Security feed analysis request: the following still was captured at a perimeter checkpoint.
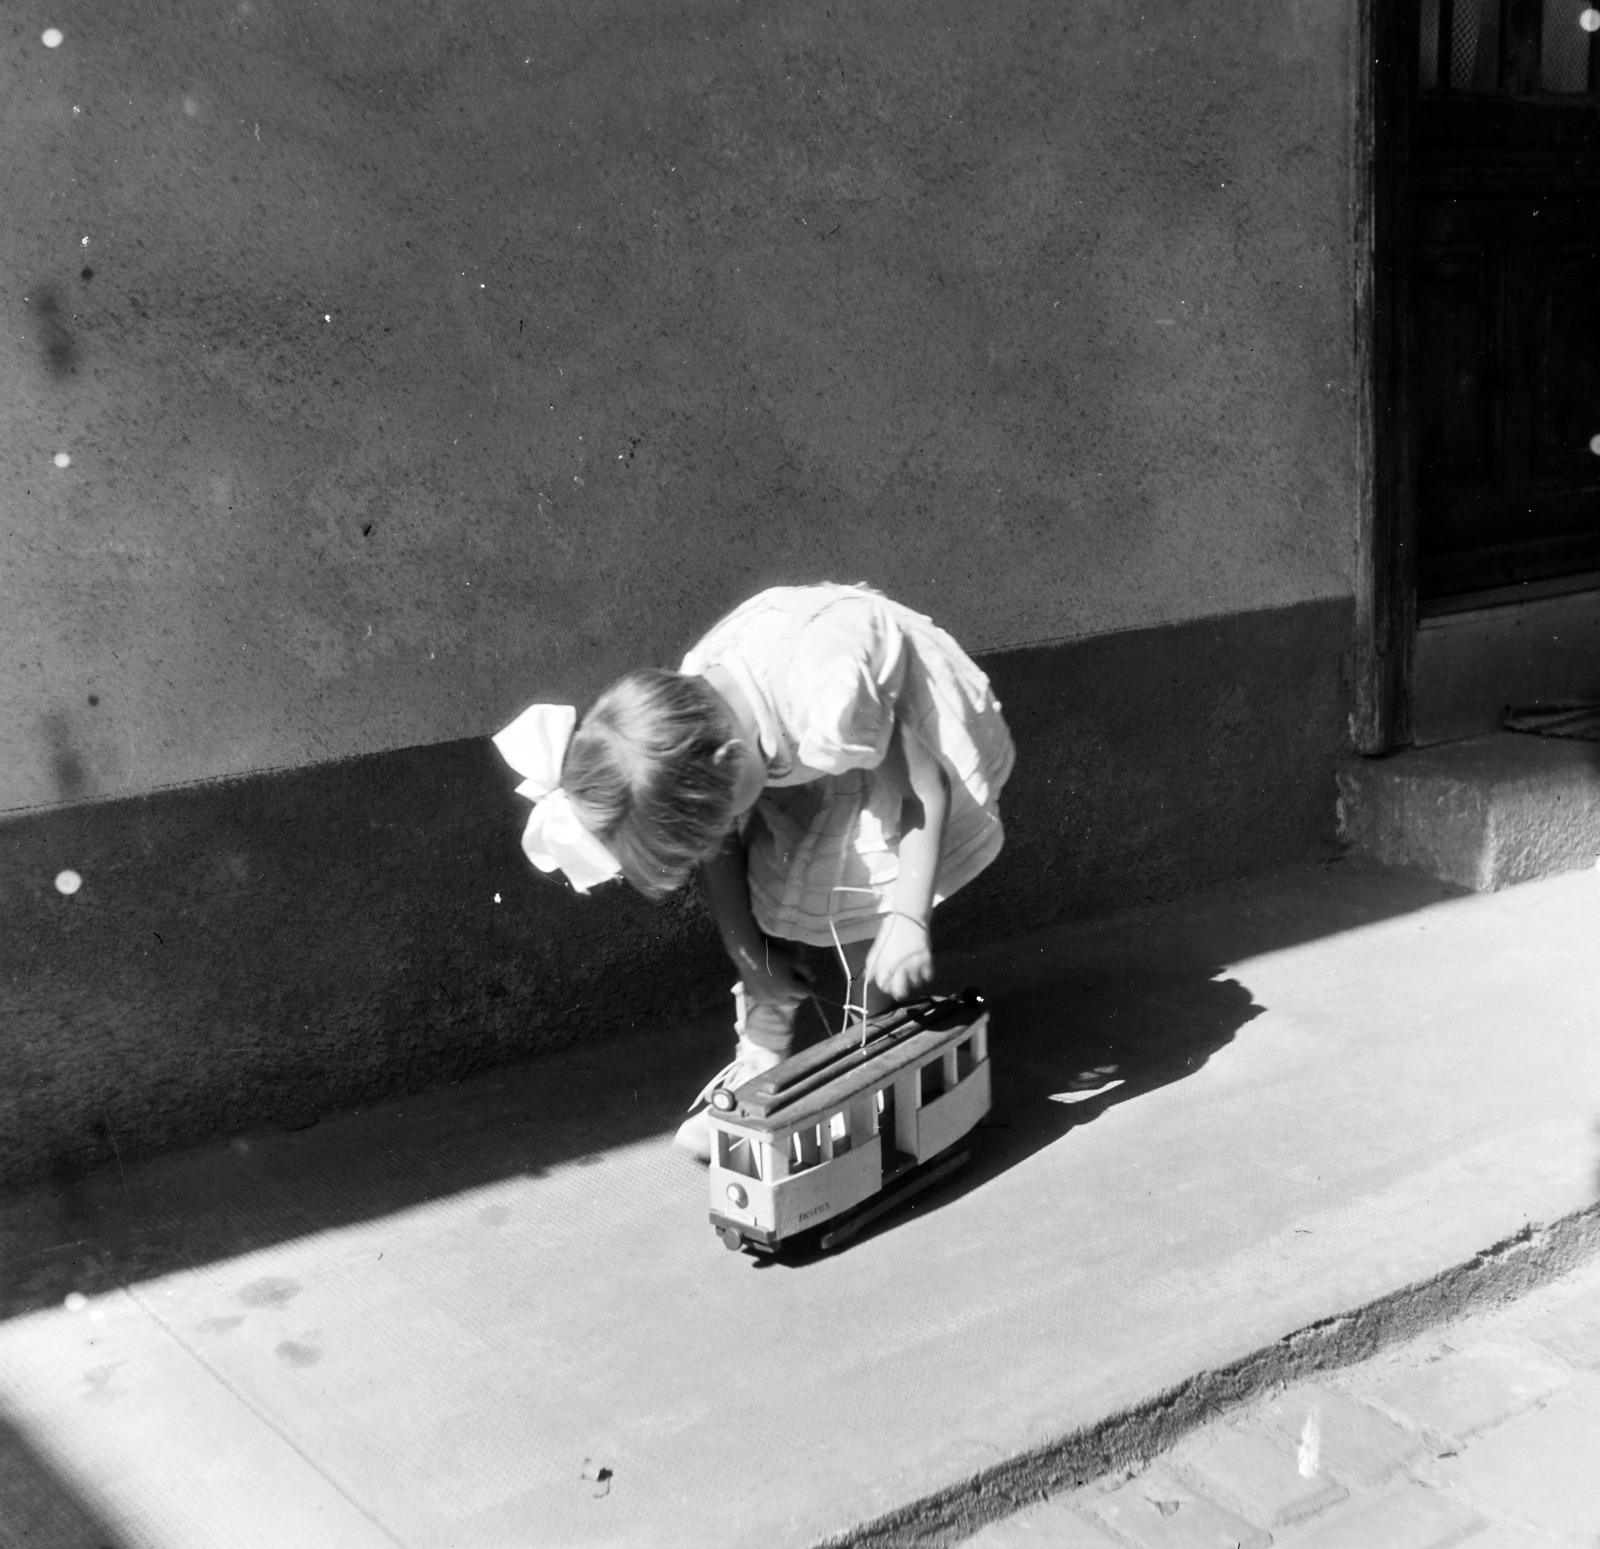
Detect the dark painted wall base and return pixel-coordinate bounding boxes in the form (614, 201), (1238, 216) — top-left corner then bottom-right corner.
(0, 598), (1351, 1188)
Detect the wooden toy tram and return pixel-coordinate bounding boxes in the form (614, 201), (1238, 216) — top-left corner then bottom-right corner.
(705, 989), (991, 1254)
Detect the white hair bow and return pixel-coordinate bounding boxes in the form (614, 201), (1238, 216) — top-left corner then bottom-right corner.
(492, 703), (622, 894)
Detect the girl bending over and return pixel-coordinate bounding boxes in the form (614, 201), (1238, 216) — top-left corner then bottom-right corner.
(494, 583), (1014, 1161)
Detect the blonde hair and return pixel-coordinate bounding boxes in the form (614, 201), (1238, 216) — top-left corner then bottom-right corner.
(562, 669), (740, 899)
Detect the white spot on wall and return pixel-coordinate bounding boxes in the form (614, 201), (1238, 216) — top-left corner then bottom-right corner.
(63, 1292), (87, 1312)
(42, 27), (64, 47)
(53, 452), (71, 468)
(55, 870), (83, 895)
(1583, 7), (1600, 32)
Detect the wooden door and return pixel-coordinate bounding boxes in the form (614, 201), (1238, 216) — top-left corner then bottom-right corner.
(1410, 0), (1600, 602)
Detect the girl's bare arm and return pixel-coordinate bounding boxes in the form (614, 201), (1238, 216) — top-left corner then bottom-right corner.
(866, 716), (949, 1000)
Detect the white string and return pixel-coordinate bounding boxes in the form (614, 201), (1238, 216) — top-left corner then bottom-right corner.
(827, 884), (883, 1048)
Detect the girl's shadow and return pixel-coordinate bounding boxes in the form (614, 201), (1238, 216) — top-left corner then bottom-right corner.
(976, 968), (1261, 1172)
(2, 950), (1263, 1298)
(766, 963), (1261, 1264)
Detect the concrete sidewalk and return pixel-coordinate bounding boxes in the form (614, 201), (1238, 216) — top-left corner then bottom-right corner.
(1, 858), (1597, 1547)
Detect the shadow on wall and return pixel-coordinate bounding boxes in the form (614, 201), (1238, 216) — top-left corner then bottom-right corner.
(0, 737), (731, 1195)
(0, 1416), (131, 1549)
(0, 862), (1461, 1320)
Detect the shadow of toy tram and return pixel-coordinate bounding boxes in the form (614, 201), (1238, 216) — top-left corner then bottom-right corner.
(705, 990), (991, 1255)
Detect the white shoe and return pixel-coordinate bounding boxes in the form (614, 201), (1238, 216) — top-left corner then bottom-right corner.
(673, 1035), (785, 1163)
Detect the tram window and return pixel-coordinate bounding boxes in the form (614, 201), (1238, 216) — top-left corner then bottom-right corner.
(829, 1111), (851, 1154)
(955, 1036), (976, 1081)
(791, 1123), (824, 1172)
(919, 1056), (948, 1105)
(717, 1131), (762, 1180)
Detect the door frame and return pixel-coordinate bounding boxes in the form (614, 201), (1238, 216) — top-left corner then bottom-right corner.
(1353, 0), (1416, 753)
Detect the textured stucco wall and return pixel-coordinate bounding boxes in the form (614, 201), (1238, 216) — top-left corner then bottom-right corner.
(2, 0), (1357, 812)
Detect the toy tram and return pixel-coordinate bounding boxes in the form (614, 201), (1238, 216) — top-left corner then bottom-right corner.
(705, 989), (991, 1254)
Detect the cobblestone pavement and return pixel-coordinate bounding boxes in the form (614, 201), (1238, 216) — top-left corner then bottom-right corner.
(961, 1252), (1600, 1548)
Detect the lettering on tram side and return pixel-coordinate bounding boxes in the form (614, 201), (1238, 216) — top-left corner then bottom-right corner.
(798, 1201), (834, 1223)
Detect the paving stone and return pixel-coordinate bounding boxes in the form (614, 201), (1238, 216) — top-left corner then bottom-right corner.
(1462, 1524), (1569, 1549)
(1257, 1384), (1424, 1490)
(1419, 1388), (1600, 1539)
(1523, 1285), (1600, 1371)
(1174, 1420), (1348, 1527)
(960, 1494), (1127, 1547)
(1277, 1482), (1485, 1548)
(1366, 1339), (1569, 1442)
(1080, 1467), (1272, 1549)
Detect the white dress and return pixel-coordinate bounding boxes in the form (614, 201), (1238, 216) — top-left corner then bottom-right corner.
(679, 584), (1015, 947)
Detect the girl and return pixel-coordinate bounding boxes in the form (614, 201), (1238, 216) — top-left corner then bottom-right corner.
(493, 583), (1014, 1160)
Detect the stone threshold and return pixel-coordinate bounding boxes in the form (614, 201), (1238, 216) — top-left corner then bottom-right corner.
(1338, 731), (1600, 892)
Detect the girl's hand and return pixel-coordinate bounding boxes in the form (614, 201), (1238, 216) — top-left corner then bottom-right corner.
(865, 914), (934, 1003)
(738, 940), (815, 1009)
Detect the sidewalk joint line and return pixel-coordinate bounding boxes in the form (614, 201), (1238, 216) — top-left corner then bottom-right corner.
(122, 1282), (411, 1547)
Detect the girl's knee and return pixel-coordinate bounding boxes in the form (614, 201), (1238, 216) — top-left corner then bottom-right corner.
(736, 992), (797, 1054)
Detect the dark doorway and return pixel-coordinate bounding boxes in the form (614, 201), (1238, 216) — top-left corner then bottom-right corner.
(1408, 0), (1600, 603)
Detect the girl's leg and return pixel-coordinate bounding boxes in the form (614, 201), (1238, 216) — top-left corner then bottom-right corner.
(673, 951), (806, 1161)
(736, 978), (802, 1055)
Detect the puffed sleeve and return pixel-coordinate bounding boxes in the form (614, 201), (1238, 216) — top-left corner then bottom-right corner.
(785, 593), (908, 773)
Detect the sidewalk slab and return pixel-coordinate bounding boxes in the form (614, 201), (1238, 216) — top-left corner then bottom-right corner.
(1080, 1466), (1271, 1548)
(1170, 1425), (1348, 1527)
(2, 859), (1598, 1547)
(1368, 1341), (1569, 1444)
(1279, 1483), (1485, 1549)
(1417, 1391), (1600, 1537)
(1255, 1386), (1424, 1490)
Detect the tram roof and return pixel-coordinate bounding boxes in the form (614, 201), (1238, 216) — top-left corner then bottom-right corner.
(715, 994), (987, 1134)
